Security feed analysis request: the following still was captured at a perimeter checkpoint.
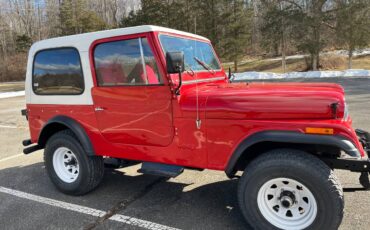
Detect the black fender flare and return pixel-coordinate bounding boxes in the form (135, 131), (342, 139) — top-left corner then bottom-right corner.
(38, 115), (95, 156)
(225, 131), (361, 177)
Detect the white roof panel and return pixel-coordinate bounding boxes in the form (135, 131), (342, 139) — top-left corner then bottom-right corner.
(29, 25), (209, 54)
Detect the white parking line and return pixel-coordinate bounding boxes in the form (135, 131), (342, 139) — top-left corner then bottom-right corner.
(0, 90), (25, 99)
(0, 186), (180, 230)
(0, 154), (24, 163)
(0, 124), (18, 129)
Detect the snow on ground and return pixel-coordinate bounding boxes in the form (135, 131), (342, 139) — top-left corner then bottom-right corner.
(268, 49), (370, 62)
(331, 48), (370, 57)
(0, 91), (25, 99)
(223, 48), (370, 65)
(268, 54), (306, 61)
(233, 69), (370, 81)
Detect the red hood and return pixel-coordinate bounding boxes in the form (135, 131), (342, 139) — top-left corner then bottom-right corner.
(179, 82), (346, 120)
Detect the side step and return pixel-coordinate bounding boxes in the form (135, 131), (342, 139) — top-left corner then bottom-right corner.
(138, 162), (184, 178)
(104, 158), (139, 169)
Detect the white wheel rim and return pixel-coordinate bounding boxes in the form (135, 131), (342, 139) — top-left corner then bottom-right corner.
(52, 147), (80, 183)
(257, 177), (317, 230)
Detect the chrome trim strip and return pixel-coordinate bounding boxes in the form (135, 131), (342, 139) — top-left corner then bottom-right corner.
(138, 38), (148, 84)
(182, 76), (225, 85)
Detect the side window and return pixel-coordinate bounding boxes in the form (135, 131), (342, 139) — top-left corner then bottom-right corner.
(33, 48), (84, 95)
(93, 37), (162, 86)
(141, 38), (161, 84)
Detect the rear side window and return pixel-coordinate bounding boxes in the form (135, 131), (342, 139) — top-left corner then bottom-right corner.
(93, 37), (162, 86)
(32, 48), (84, 95)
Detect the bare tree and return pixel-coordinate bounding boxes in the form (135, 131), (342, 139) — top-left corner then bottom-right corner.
(336, 0), (370, 68)
(9, 0), (36, 37)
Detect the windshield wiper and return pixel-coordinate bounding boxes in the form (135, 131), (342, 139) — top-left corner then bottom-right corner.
(185, 64), (195, 76)
(194, 57), (215, 75)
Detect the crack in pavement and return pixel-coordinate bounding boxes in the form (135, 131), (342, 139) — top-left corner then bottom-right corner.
(84, 177), (165, 230)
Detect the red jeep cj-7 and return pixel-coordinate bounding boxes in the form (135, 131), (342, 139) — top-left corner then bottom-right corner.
(22, 25), (370, 229)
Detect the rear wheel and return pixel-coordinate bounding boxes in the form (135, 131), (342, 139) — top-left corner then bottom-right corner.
(44, 130), (104, 195)
(52, 147), (80, 183)
(238, 149), (344, 230)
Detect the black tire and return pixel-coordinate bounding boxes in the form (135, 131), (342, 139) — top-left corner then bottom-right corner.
(238, 149), (344, 230)
(44, 130), (104, 195)
(359, 172), (370, 189)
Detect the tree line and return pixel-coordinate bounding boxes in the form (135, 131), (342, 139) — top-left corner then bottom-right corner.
(0, 0), (369, 82)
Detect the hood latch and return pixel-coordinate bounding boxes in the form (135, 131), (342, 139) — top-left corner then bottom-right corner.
(331, 102), (339, 119)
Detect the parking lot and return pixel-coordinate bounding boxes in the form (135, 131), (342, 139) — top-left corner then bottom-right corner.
(0, 77), (369, 230)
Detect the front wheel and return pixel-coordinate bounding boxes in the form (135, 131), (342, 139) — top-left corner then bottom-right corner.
(238, 149), (344, 230)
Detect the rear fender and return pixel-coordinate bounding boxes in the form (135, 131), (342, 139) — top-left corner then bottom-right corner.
(38, 115), (95, 156)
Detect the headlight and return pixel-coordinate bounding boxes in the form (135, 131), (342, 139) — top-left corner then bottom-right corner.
(343, 102), (349, 120)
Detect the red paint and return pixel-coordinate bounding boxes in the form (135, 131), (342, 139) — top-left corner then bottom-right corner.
(26, 30), (366, 173)
(91, 86), (174, 147)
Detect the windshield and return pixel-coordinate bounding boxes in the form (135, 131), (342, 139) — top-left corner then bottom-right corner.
(159, 34), (221, 72)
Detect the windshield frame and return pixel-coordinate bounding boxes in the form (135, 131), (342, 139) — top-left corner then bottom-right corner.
(158, 33), (223, 73)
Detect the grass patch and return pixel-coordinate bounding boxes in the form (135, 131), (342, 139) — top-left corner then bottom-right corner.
(353, 56), (370, 69)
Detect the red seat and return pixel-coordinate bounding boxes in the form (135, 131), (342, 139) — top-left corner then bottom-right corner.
(141, 65), (159, 84)
(98, 63), (126, 85)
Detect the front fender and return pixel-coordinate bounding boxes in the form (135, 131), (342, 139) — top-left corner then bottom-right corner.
(225, 131), (361, 177)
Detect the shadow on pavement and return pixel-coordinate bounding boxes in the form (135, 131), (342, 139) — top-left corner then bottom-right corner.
(0, 162), (251, 230)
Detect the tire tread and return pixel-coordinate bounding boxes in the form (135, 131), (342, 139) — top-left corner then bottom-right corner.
(44, 129), (104, 195)
(237, 149), (344, 230)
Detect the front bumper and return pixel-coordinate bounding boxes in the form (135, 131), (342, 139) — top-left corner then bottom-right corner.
(323, 129), (370, 172)
(356, 129), (370, 157)
(322, 158), (370, 172)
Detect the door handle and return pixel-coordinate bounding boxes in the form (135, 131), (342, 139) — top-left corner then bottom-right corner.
(95, 107), (105, 112)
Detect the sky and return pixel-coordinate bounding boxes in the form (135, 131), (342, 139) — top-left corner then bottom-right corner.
(34, 0), (45, 7)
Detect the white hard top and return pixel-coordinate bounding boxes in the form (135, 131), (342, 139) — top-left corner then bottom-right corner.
(29, 25), (209, 54)
(25, 25), (210, 105)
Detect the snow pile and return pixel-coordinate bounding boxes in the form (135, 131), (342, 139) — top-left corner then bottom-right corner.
(268, 54), (306, 61)
(262, 48), (370, 62)
(0, 90), (25, 99)
(233, 69), (370, 81)
(331, 48), (370, 57)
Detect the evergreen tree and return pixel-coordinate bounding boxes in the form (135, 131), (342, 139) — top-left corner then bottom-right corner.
(260, 1), (294, 72)
(290, 0), (335, 70)
(15, 34), (32, 52)
(119, 0), (252, 69)
(120, 0), (169, 27)
(223, 0), (252, 71)
(60, 0), (107, 35)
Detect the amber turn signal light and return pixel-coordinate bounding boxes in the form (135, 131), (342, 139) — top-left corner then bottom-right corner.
(305, 127), (334, 135)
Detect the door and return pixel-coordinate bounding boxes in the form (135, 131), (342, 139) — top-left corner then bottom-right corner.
(91, 36), (174, 147)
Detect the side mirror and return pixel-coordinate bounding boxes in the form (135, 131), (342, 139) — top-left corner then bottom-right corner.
(166, 51), (184, 95)
(166, 51), (184, 74)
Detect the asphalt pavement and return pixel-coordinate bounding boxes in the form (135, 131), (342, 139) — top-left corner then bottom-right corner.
(0, 77), (369, 230)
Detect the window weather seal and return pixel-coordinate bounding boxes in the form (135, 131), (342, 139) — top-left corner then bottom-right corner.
(139, 38), (148, 84)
